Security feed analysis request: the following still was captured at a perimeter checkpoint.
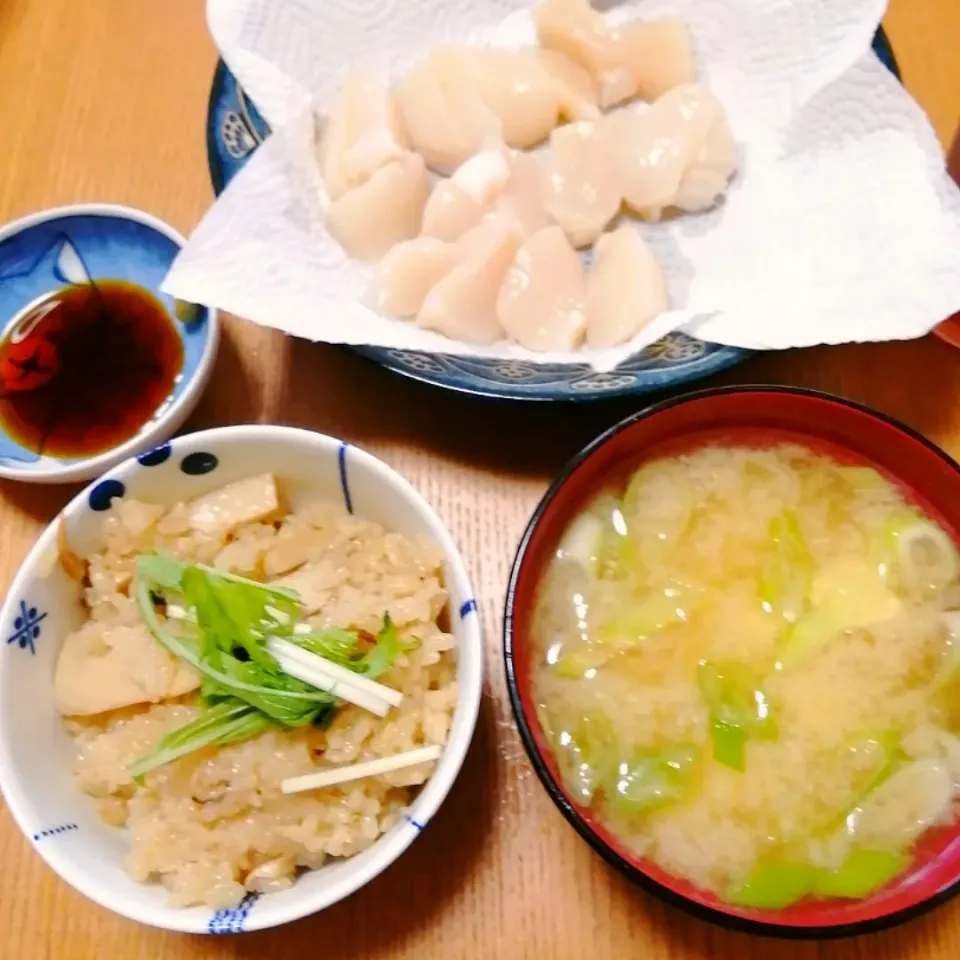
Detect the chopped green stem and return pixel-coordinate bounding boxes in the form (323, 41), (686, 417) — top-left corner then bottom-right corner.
(128, 701), (273, 780)
(134, 556), (405, 776)
(135, 578), (333, 705)
(194, 563), (299, 600)
(358, 614), (402, 678)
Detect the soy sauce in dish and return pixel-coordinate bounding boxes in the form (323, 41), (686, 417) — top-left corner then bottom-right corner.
(0, 280), (183, 458)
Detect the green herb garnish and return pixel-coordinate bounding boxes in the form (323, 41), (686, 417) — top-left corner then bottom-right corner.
(295, 627), (363, 666)
(358, 614), (403, 679)
(129, 553), (401, 778)
(129, 700), (274, 781)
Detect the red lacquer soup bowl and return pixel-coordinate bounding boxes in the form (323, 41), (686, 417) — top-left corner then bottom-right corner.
(935, 315), (960, 350)
(503, 385), (960, 939)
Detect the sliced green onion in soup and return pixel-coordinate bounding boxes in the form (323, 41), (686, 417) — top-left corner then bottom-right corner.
(813, 848), (908, 900)
(778, 559), (900, 664)
(554, 710), (619, 804)
(757, 511), (814, 623)
(871, 508), (922, 573)
(698, 661), (776, 772)
(932, 611), (960, 691)
(622, 459), (677, 516)
(817, 733), (901, 835)
(596, 500), (636, 581)
(843, 734), (900, 806)
(843, 758), (954, 849)
(621, 460), (695, 559)
(560, 496), (638, 583)
(728, 862), (819, 910)
(598, 591), (688, 646)
(557, 513), (604, 576)
(552, 647), (616, 679)
(711, 720), (746, 772)
(537, 557), (594, 664)
(606, 745), (701, 818)
(892, 520), (960, 592)
(729, 848), (908, 910)
(836, 465), (887, 490)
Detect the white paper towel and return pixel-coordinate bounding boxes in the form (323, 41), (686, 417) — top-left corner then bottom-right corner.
(164, 0), (960, 370)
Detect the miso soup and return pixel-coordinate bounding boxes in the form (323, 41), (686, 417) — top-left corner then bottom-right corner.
(532, 444), (960, 908)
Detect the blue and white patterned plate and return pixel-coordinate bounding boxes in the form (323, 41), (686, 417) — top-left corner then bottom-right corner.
(0, 204), (219, 482)
(206, 31), (900, 401)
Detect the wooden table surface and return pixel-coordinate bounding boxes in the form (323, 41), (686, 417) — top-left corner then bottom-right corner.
(1, 1), (959, 957)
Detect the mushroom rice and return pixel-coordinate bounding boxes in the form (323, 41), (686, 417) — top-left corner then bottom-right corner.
(56, 474), (457, 908)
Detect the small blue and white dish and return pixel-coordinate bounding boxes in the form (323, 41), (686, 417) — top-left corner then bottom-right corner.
(205, 31), (899, 401)
(0, 204), (219, 483)
(0, 425), (482, 932)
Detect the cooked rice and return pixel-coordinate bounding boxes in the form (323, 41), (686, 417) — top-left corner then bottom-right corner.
(62, 493), (457, 908)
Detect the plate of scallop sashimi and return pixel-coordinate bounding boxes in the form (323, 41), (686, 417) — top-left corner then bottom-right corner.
(323, 15), (730, 356)
(180, 0), (957, 399)
(207, 21), (899, 400)
(194, 0), (755, 392)
(200, 0), (742, 370)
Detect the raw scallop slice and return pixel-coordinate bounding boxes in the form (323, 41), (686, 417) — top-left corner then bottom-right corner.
(395, 47), (505, 173)
(417, 216), (524, 344)
(422, 182), (484, 244)
(327, 154), (431, 260)
(318, 73), (409, 201)
(586, 227), (668, 348)
(375, 237), (460, 317)
(453, 215), (521, 261)
(469, 48), (564, 148)
(603, 108), (677, 217)
(544, 121), (622, 248)
(495, 152), (553, 235)
(620, 19), (695, 101)
(422, 142), (512, 242)
(674, 106), (737, 213)
(534, 48), (600, 121)
(497, 225), (587, 351)
(611, 85), (732, 221)
(471, 49), (558, 146)
(395, 61), (481, 174)
(534, 0), (633, 109)
(430, 46), (504, 149)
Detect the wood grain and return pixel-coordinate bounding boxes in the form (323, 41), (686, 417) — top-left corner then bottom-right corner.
(0, 1), (958, 957)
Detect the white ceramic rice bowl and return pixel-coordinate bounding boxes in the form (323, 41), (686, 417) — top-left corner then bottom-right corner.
(0, 425), (483, 933)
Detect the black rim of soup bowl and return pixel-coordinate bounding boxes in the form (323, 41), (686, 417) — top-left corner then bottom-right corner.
(502, 384), (960, 940)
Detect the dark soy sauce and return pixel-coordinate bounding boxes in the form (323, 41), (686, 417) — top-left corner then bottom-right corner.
(0, 280), (184, 458)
